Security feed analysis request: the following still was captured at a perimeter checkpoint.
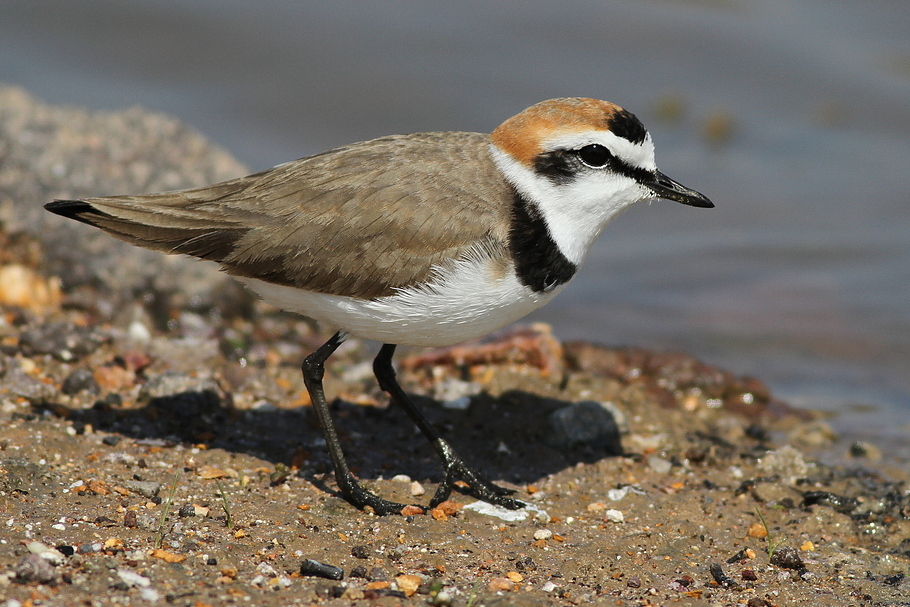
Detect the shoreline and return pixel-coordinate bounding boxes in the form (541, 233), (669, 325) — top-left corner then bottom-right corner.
(1, 85), (907, 605)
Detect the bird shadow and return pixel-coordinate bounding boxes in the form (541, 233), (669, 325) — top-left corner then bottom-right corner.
(45, 385), (624, 499)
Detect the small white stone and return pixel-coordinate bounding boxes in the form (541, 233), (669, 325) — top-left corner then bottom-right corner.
(441, 395), (472, 410)
(647, 456), (672, 474)
(391, 474), (411, 483)
(128, 320), (152, 342)
(117, 569), (151, 588)
(605, 509), (625, 523)
(533, 529), (552, 541)
(409, 481), (425, 496)
(463, 500), (544, 522)
(607, 487), (630, 501)
(139, 588), (161, 602)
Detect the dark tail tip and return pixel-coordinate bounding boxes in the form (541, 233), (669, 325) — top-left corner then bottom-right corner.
(45, 199), (91, 217)
(45, 199), (109, 226)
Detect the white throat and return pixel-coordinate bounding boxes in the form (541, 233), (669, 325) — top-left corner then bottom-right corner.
(490, 145), (647, 265)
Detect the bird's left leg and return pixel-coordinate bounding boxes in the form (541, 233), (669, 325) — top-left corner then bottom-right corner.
(373, 343), (523, 510)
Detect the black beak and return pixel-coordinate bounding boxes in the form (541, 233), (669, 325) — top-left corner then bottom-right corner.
(643, 171), (714, 208)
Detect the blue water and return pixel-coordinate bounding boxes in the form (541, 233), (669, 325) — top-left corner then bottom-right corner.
(2, 0), (909, 439)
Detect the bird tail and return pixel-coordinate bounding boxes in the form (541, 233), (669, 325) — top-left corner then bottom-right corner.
(45, 193), (246, 262)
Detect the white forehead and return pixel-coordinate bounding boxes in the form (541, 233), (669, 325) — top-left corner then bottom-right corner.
(542, 129), (656, 171)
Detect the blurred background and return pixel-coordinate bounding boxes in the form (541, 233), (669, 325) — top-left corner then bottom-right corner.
(2, 0), (908, 443)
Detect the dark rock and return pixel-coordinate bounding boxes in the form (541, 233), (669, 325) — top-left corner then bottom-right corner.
(770, 546), (806, 572)
(349, 565), (368, 579)
(18, 321), (106, 361)
(726, 548), (751, 563)
(545, 400), (622, 454)
(351, 544), (371, 559)
(102, 435), (121, 446)
(61, 368), (100, 396)
(848, 441), (882, 461)
(883, 572), (904, 587)
(708, 563), (740, 589)
(802, 490), (859, 514)
(299, 558), (343, 580)
(178, 504), (196, 517)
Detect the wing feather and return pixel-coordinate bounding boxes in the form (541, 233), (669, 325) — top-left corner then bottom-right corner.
(48, 132), (514, 299)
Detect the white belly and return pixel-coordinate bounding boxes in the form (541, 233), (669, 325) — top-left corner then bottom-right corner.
(239, 255), (566, 347)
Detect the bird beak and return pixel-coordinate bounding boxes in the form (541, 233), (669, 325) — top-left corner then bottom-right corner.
(644, 171), (714, 208)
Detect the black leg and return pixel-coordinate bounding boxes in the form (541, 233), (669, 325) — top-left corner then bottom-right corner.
(301, 331), (410, 515)
(373, 343), (524, 510)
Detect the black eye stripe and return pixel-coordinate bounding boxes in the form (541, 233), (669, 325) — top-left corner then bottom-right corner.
(532, 148), (653, 185)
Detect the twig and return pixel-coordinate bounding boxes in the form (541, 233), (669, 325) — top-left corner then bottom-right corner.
(154, 471), (180, 549)
(215, 478), (233, 530)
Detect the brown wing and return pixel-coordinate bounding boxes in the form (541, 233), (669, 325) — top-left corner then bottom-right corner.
(47, 132), (514, 299)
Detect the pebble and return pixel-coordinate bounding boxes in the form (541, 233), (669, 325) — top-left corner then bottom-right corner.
(533, 529), (553, 541)
(544, 400), (623, 453)
(462, 500), (547, 522)
(15, 553), (58, 584)
(409, 481), (425, 496)
(604, 509), (625, 523)
(848, 440), (882, 461)
(2, 359), (56, 404)
(299, 558), (344, 580)
(61, 368), (101, 396)
(26, 541), (66, 565)
(757, 446), (809, 484)
(607, 487), (630, 501)
(122, 479), (162, 499)
(433, 378), (482, 408)
(647, 455), (673, 475)
(787, 421), (837, 449)
(18, 321), (105, 361)
(116, 569), (151, 588)
(138, 370), (220, 400)
(770, 545), (806, 571)
(0, 265), (62, 313)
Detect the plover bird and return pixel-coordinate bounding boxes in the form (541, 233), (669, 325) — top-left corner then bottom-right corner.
(46, 97), (713, 515)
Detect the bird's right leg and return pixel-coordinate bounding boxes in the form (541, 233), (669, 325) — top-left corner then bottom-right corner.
(301, 331), (411, 515)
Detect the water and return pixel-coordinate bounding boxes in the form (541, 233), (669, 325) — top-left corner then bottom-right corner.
(2, 0), (908, 440)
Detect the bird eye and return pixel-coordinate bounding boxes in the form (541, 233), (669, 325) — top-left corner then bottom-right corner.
(577, 144), (611, 168)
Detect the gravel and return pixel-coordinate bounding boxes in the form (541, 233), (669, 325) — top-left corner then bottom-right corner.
(0, 85), (908, 607)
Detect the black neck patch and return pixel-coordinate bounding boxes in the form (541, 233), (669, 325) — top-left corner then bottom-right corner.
(508, 190), (577, 293)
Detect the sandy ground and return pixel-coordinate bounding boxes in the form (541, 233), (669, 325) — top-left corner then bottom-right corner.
(0, 85), (908, 606)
